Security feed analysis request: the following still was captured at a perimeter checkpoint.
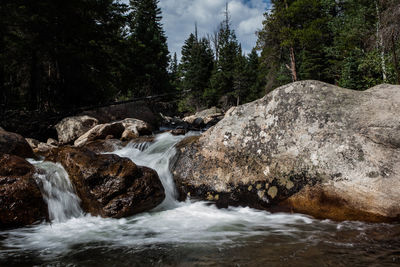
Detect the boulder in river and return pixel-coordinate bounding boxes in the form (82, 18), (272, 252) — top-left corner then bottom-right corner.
(171, 81), (400, 222)
(83, 139), (124, 153)
(26, 138), (57, 157)
(120, 118), (152, 141)
(74, 122), (125, 147)
(55, 115), (98, 144)
(0, 129), (34, 158)
(47, 147), (165, 218)
(0, 154), (48, 229)
(74, 118), (152, 147)
(183, 107), (224, 128)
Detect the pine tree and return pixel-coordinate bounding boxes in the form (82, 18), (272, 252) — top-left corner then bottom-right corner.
(205, 4), (240, 107)
(169, 52), (180, 90)
(245, 48), (264, 102)
(179, 31), (214, 112)
(128, 0), (170, 96)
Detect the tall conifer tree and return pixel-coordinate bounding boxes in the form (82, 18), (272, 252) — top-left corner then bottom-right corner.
(129, 0), (169, 96)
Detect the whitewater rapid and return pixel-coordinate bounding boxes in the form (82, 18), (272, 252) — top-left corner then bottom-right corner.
(0, 132), (383, 262)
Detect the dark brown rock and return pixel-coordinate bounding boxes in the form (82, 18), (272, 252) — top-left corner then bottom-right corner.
(83, 139), (124, 153)
(0, 154), (48, 229)
(46, 147), (165, 218)
(171, 129), (187, 136)
(0, 129), (34, 158)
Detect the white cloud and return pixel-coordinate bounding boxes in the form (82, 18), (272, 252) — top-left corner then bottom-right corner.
(123, 0), (270, 59)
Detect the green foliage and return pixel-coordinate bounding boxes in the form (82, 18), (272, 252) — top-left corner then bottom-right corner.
(257, 0), (400, 91)
(179, 32), (214, 112)
(0, 0), (171, 112)
(128, 0), (170, 96)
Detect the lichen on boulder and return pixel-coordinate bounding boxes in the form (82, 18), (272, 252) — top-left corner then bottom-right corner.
(171, 80), (400, 222)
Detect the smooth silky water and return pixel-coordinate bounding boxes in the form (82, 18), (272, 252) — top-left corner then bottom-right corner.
(1, 132), (399, 266)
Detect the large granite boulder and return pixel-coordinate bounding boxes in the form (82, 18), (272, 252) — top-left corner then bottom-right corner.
(47, 147), (165, 218)
(55, 115), (98, 144)
(171, 81), (400, 222)
(0, 129), (34, 158)
(0, 155), (48, 229)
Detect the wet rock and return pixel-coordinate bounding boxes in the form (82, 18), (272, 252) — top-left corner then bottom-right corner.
(171, 128), (187, 136)
(160, 114), (189, 130)
(121, 126), (140, 141)
(26, 138), (56, 157)
(74, 122), (125, 147)
(171, 81), (400, 222)
(55, 115), (98, 144)
(0, 129), (34, 158)
(119, 118), (152, 141)
(46, 138), (58, 146)
(0, 154), (48, 229)
(46, 147), (165, 218)
(83, 139), (124, 153)
(119, 118), (152, 135)
(35, 143), (56, 157)
(74, 118), (152, 146)
(26, 138), (40, 149)
(183, 107), (223, 129)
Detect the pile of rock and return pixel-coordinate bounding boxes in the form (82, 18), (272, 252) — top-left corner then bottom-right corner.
(159, 107), (225, 136)
(182, 106), (224, 129)
(0, 115), (163, 229)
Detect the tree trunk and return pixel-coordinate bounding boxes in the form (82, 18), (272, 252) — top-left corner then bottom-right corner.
(284, 0), (297, 82)
(289, 47), (297, 82)
(392, 31), (400, 84)
(376, 0), (387, 82)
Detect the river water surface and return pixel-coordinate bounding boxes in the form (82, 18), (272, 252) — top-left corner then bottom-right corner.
(0, 132), (399, 266)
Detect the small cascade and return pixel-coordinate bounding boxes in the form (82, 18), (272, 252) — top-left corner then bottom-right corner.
(111, 132), (198, 208)
(128, 141), (152, 152)
(30, 160), (83, 223)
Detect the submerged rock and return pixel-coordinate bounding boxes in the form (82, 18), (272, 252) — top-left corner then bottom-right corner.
(171, 81), (400, 222)
(47, 147), (165, 218)
(55, 115), (98, 144)
(0, 129), (34, 158)
(0, 154), (48, 228)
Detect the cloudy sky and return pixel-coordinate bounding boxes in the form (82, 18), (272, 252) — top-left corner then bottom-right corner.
(124, 0), (271, 59)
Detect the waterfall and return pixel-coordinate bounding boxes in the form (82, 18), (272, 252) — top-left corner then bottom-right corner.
(110, 132), (196, 208)
(30, 160), (83, 223)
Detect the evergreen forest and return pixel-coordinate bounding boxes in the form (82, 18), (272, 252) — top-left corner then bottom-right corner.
(1, 0), (399, 114)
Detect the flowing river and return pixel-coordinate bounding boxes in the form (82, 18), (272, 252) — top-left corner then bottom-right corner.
(0, 132), (399, 266)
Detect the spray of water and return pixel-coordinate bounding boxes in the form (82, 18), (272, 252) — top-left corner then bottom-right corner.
(29, 160), (83, 223)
